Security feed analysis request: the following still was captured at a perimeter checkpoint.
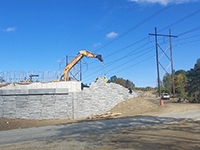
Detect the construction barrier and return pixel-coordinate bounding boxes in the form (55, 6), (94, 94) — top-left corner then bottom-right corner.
(160, 99), (164, 106)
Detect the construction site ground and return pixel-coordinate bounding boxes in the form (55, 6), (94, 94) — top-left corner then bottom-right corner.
(0, 91), (200, 150)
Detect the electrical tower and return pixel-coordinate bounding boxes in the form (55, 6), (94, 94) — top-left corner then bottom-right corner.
(149, 27), (178, 97)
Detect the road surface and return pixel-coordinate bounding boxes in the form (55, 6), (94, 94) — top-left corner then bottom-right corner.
(0, 110), (200, 146)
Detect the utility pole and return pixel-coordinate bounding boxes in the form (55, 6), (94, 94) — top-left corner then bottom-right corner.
(149, 27), (178, 97)
(155, 28), (161, 97)
(169, 29), (175, 97)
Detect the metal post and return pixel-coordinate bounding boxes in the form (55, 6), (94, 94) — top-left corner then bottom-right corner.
(66, 55), (68, 66)
(80, 59), (82, 81)
(169, 29), (175, 97)
(155, 27), (161, 97)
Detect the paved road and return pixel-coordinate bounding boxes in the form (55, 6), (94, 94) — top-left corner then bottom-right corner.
(0, 110), (200, 146)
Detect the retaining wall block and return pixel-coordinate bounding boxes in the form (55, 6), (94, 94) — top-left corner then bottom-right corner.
(28, 95), (42, 101)
(0, 96), (3, 105)
(29, 99), (42, 116)
(16, 108), (29, 119)
(3, 97), (16, 118)
(29, 113), (42, 120)
(2, 96), (16, 101)
(42, 95), (55, 107)
(0, 109), (2, 117)
(3, 100), (16, 118)
(42, 106), (55, 119)
(16, 96), (29, 108)
(29, 89), (56, 95)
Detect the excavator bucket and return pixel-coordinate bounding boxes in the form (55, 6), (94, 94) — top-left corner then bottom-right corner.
(96, 55), (103, 62)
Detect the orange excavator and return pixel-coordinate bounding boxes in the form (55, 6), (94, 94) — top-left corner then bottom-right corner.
(60, 50), (103, 81)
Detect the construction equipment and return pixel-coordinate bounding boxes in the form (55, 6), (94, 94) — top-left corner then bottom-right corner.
(61, 50), (103, 81)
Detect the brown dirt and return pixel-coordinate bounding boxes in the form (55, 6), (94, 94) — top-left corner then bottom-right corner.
(0, 118), (79, 131)
(0, 91), (200, 131)
(108, 97), (159, 117)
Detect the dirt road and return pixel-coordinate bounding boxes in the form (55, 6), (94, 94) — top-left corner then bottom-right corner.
(0, 120), (200, 150)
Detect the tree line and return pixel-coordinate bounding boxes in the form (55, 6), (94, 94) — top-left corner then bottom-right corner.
(161, 58), (200, 102)
(107, 75), (135, 90)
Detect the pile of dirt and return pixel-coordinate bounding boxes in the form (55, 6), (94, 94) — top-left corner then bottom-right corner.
(108, 97), (159, 117)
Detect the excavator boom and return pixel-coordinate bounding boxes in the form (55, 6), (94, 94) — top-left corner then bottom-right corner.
(62, 50), (103, 81)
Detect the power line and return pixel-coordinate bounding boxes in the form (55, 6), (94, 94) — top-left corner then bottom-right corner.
(82, 31), (197, 82)
(83, 46), (154, 80)
(90, 42), (150, 70)
(105, 37), (200, 78)
(178, 34), (200, 41)
(104, 37), (148, 59)
(106, 48), (154, 74)
(87, 35), (169, 72)
(177, 38), (200, 45)
(89, 5), (200, 67)
(107, 37), (200, 77)
(108, 54), (156, 76)
(178, 25), (200, 36)
(159, 8), (200, 32)
(83, 32), (200, 83)
(81, 7), (200, 82)
(94, 0), (179, 52)
(105, 44), (152, 68)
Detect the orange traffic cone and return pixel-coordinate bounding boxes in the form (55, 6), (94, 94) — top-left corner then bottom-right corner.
(160, 99), (164, 106)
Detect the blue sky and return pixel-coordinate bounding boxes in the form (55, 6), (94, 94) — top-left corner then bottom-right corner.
(0, 0), (200, 87)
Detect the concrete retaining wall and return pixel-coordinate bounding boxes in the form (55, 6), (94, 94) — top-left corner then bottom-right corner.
(0, 89), (73, 119)
(0, 81), (81, 92)
(0, 77), (138, 119)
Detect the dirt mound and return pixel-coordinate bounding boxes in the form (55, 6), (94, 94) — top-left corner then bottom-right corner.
(108, 97), (158, 117)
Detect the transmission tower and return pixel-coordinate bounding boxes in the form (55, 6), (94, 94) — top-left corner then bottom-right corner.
(149, 27), (178, 97)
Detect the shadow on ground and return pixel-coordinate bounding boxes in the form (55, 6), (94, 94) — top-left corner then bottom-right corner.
(44, 115), (200, 150)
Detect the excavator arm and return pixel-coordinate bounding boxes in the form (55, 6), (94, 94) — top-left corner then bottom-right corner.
(62, 50), (103, 81)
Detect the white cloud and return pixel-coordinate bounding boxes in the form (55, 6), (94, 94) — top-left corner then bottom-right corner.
(128, 0), (198, 5)
(4, 27), (16, 32)
(106, 31), (118, 39)
(93, 42), (102, 47)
